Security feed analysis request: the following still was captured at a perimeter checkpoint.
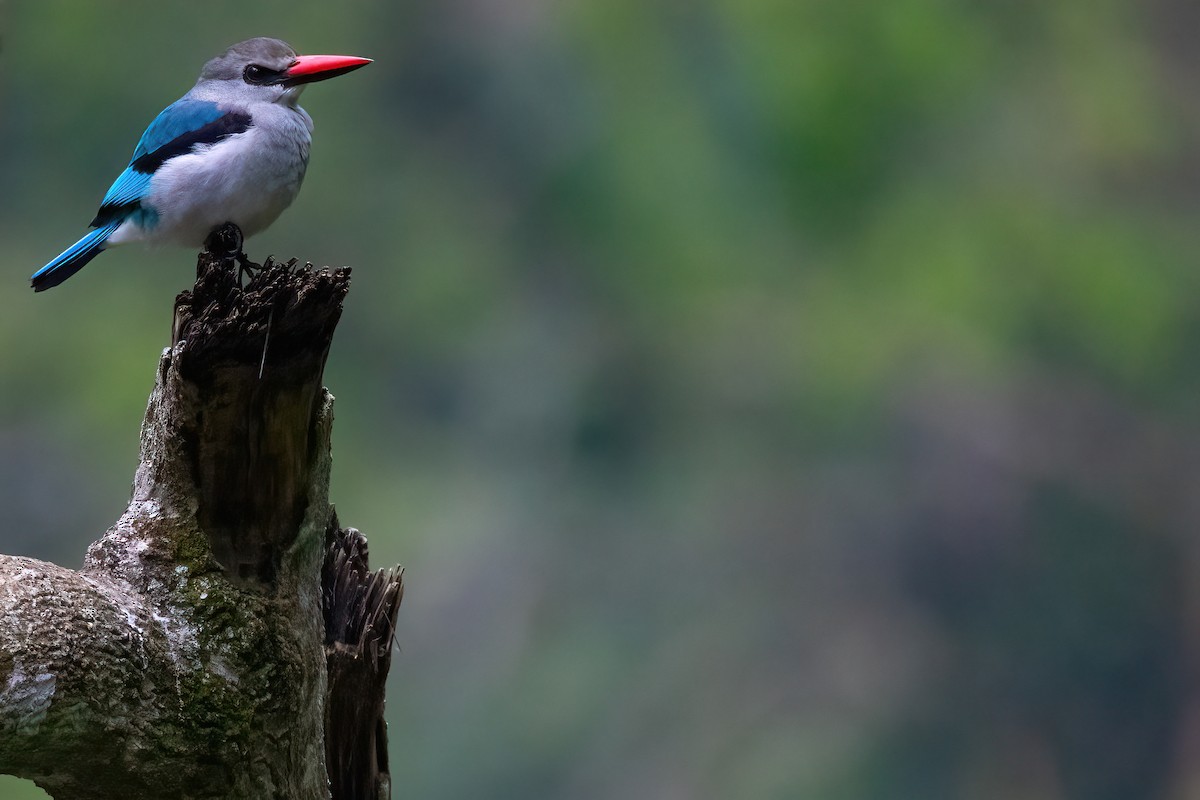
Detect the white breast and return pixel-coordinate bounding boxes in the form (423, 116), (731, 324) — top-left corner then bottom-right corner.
(109, 104), (314, 248)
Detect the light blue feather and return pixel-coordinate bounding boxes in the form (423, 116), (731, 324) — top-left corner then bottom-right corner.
(98, 168), (153, 212)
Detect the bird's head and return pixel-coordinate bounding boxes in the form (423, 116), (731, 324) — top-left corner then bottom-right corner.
(197, 37), (371, 106)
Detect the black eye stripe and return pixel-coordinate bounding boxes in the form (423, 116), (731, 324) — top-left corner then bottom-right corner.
(242, 64), (280, 85)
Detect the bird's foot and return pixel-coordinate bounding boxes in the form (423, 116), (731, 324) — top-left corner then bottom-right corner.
(204, 222), (263, 287)
(236, 252), (263, 286)
(204, 222), (244, 260)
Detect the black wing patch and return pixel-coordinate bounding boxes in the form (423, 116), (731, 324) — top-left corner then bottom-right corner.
(130, 111), (253, 174)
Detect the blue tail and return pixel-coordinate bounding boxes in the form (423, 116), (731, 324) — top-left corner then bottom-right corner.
(31, 221), (121, 292)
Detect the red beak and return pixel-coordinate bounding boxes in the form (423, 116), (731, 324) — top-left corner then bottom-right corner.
(283, 54), (373, 86)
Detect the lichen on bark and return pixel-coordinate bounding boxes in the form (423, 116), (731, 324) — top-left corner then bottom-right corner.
(0, 251), (403, 800)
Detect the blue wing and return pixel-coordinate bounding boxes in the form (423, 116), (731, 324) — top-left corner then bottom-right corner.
(130, 99), (228, 162)
(92, 99), (252, 227)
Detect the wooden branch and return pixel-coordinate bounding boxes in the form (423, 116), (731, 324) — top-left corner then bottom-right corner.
(0, 250), (403, 799)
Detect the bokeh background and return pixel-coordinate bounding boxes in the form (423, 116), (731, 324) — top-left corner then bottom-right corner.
(2, 1), (1200, 798)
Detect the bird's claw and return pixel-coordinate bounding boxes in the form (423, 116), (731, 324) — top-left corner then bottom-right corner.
(204, 222), (262, 287)
(236, 252), (262, 286)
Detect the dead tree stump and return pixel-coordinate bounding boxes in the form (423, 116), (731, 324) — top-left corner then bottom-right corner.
(0, 250), (403, 799)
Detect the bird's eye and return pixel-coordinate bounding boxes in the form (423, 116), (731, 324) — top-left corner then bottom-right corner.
(243, 64), (274, 85)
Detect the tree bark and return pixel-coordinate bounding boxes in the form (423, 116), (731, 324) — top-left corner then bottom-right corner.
(0, 252), (403, 799)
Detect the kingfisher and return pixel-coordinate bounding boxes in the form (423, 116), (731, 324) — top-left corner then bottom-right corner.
(31, 37), (371, 292)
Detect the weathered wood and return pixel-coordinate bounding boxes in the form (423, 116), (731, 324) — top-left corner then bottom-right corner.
(0, 247), (403, 799)
(323, 517), (404, 800)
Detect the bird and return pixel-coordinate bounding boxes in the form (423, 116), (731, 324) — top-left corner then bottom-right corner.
(30, 37), (371, 292)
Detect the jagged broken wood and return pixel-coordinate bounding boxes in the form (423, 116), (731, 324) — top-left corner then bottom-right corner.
(323, 517), (403, 800)
(0, 245), (403, 799)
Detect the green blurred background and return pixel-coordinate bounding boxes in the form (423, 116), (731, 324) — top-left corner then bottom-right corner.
(2, 1), (1199, 798)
